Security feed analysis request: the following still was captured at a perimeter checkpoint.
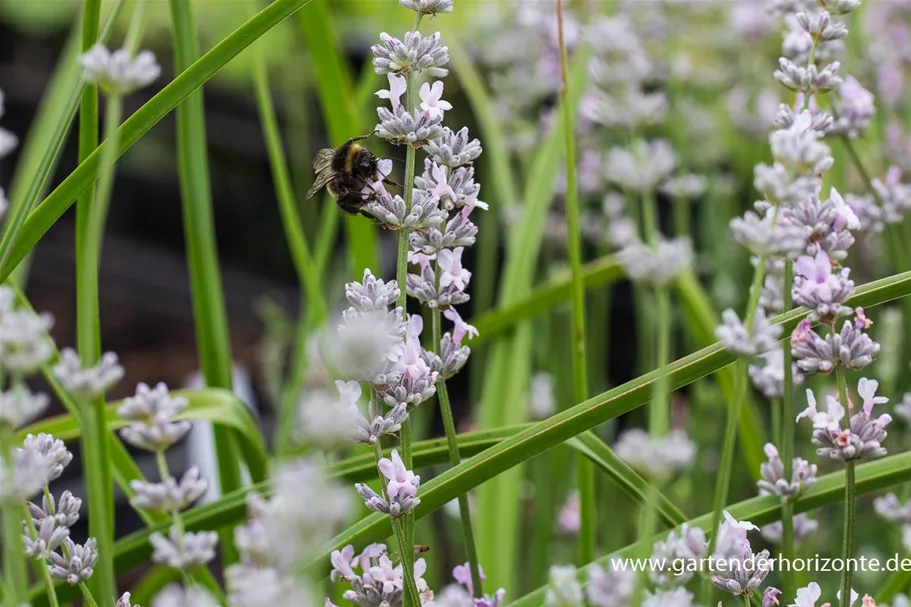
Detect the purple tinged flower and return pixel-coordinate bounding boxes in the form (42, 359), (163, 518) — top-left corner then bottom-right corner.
(376, 73), (407, 110)
(400, 315), (431, 380)
(761, 513), (819, 544)
(378, 449), (420, 500)
(438, 247), (472, 291)
(833, 76), (876, 137)
(792, 249), (854, 321)
(330, 545), (357, 582)
(715, 308), (783, 357)
(419, 81), (452, 120)
(556, 491), (580, 535)
(443, 307), (478, 344)
(858, 377), (888, 416)
(763, 587), (782, 607)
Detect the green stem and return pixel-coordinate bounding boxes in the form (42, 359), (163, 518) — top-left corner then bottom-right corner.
(781, 259), (796, 599)
(392, 13), (423, 607)
(431, 311), (483, 596)
(835, 359), (855, 606)
(78, 583), (100, 607)
(0, 427), (28, 607)
(649, 288), (672, 437)
(23, 507), (61, 607)
(556, 0), (594, 565)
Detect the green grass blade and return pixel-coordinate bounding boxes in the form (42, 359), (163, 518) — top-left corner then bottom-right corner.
(0, 0), (317, 282)
(167, 0), (246, 564)
(506, 448), (911, 606)
(675, 271), (765, 479)
(297, 0), (378, 276)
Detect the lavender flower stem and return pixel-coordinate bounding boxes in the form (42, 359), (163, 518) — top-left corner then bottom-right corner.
(835, 358), (855, 606)
(23, 506), (61, 607)
(556, 0), (595, 565)
(0, 428), (28, 604)
(79, 583), (101, 607)
(781, 259), (796, 598)
(431, 309), (483, 597)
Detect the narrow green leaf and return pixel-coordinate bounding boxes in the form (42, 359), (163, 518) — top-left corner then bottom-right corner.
(0, 0), (317, 282)
(506, 449), (911, 606)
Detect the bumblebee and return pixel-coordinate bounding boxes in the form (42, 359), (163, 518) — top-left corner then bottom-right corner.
(306, 134), (395, 215)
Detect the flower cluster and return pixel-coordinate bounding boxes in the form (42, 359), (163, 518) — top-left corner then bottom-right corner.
(798, 378), (892, 461)
(710, 512), (772, 598)
(80, 44), (161, 96)
(613, 429), (696, 483)
(757, 443), (818, 498)
(327, 543), (434, 606)
(355, 449), (421, 517)
(433, 563), (506, 607)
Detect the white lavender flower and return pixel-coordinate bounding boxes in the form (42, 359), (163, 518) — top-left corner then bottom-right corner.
(0, 309), (55, 375)
(791, 313), (880, 373)
(770, 110), (835, 173)
(345, 269), (400, 312)
(0, 89), (18, 159)
(715, 308), (783, 357)
(872, 167), (911, 224)
(80, 44), (161, 95)
(799, 379), (892, 461)
(22, 433), (73, 482)
(586, 563), (635, 607)
(749, 349), (805, 398)
(754, 162), (821, 207)
(0, 440), (53, 503)
(584, 88), (668, 131)
(151, 584), (220, 607)
(796, 10), (848, 42)
(48, 537), (98, 585)
(426, 126), (482, 168)
(760, 513), (819, 544)
(711, 512), (771, 597)
(614, 428), (696, 482)
(757, 443), (817, 498)
(400, 0), (452, 15)
(0, 384), (49, 430)
(875, 493), (911, 525)
(831, 77), (875, 138)
(355, 449), (421, 517)
(329, 543), (433, 607)
(364, 186), (446, 228)
(118, 382), (192, 452)
(818, 0), (862, 14)
(409, 213), (478, 255)
(643, 588), (698, 607)
(372, 31), (449, 78)
(617, 237), (693, 288)
(150, 526), (218, 569)
(780, 189), (858, 260)
(649, 524), (707, 588)
(545, 565), (584, 607)
(660, 174), (707, 200)
(53, 349), (124, 398)
(226, 562), (311, 607)
(604, 139), (676, 192)
(376, 316), (439, 408)
(789, 583), (859, 607)
(774, 57), (842, 92)
(130, 466), (208, 513)
(729, 207), (811, 258)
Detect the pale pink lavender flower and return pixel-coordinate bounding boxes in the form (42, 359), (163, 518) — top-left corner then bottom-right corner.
(832, 76), (875, 137)
(872, 166), (911, 224)
(130, 466), (208, 513)
(791, 313), (880, 374)
(711, 512), (771, 597)
(800, 379), (892, 461)
(376, 74), (407, 110)
(438, 247), (472, 291)
(151, 584), (220, 607)
(614, 428), (696, 482)
(443, 307), (477, 344)
(556, 491), (580, 535)
(649, 524), (707, 588)
(761, 513), (819, 544)
(419, 81), (452, 120)
(715, 308), (783, 357)
(328, 543), (433, 607)
(118, 382), (192, 452)
(792, 249), (855, 321)
(790, 583), (860, 607)
(586, 563), (635, 607)
(21, 433), (72, 482)
(150, 526), (218, 569)
(356, 449), (421, 517)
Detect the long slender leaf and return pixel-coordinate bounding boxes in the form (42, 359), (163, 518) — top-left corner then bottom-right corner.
(506, 449), (911, 606)
(0, 0), (317, 282)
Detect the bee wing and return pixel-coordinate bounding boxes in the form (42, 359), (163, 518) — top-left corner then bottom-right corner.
(306, 167), (336, 200)
(312, 148), (335, 172)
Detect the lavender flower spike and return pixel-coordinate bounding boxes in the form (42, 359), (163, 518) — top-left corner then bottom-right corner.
(356, 449), (421, 517)
(715, 308), (783, 357)
(399, 0), (453, 16)
(792, 249), (854, 322)
(372, 31), (450, 78)
(53, 348), (124, 398)
(48, 538), (99, 585)
(757, 443), (817, 498)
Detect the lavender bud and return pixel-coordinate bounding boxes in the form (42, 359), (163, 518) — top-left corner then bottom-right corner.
(22, 513), (71, 559)
(48, 537), (98, 585)
(22, 433), (73, 481)
(425, 126), (482, 167)
(757, 443), (817, 498)
(150, 526), (218, 569)
(796, 10), (848, 42)
(345, 269), (400, 312)
(130, 466), (208, 512)
(53, 349), (124, 398)
(372, 31), (449, 78)
(774, 57), (843, 92)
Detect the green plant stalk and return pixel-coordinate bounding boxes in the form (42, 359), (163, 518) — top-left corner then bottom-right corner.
(249, 21), (328, 454)
(432, 310), (483, 596)
(1, 425), (28, 607)
(23, 508), (61, 607)
(835, 361), (855, 607)
(167, 0), (244, 564)
(556, 0), (594, 565)
(702, 254), (769, 601)
(781, 260), (796, 599)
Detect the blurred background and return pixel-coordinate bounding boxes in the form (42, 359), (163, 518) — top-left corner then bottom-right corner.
(3, 0), (911, 598)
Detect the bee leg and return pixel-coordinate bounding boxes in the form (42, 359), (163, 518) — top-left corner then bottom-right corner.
(346, 131), (377, 145)
(383, 176), (402, 190)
